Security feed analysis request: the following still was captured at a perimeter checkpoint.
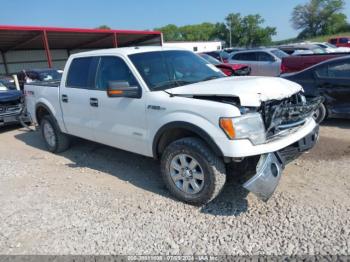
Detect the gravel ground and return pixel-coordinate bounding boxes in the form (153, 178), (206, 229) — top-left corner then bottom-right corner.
(0, 120), (349, 255)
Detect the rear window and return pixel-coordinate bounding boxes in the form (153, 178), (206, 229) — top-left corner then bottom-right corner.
(271, 49), (289, 59)
(66, 57), (94, 88)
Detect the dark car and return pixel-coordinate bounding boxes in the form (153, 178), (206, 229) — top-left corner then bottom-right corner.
(282, 56), (350, 123)
(203, 51), (230, 63)
(199, 53), (251, 76)
(17, 69), (62, 90)
(0, 76), (16, 89)
(0, 82), (24, 126)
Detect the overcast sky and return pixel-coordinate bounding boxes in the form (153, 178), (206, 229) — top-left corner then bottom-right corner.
(1, 0), (349, 40)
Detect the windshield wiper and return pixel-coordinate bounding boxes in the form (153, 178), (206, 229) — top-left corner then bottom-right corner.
(200, 75), (222, 82)
(152, 80), (193, 90)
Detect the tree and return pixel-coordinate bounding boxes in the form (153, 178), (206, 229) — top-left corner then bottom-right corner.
(225, 13), (276, 47)
(154, 24), (182, 41)
(96, 25), (111, 30)
(291, 0), (347, 38)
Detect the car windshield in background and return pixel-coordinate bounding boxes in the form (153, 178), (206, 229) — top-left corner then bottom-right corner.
(200, 54), (221, 65)
(38, 70), (62, 81)
(129, 50), (224, 91)
(0, 82), (8, 91)
(271, 49), (289, 59)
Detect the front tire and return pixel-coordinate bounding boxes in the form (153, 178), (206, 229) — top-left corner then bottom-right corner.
(40, 115), (70, 153)
(160, 137), (226, 206)
(313, 103), (327, 124)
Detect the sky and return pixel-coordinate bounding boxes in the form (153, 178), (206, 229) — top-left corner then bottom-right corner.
(0, 0), (349, 40)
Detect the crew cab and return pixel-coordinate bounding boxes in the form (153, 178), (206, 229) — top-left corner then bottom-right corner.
(25, 47), (320, 205)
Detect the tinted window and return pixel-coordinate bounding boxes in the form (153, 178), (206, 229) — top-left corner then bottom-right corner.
(257, 52), (274, 62)
(129, 50), (224, 91)
(316, 61), (350, 79)
(95, 56), (139, 90)
(66, 57), (94, 88)
(339, 38), (349, 44)
(330, 39), (337, 45)
(233, 52), (257, 61)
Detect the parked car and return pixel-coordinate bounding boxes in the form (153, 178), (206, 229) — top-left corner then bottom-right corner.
(0, 81), (24, 126)
(282, 56), (350, 123)
(25, 47), (319, 205)
(280, 53), (347, 74)
(329, 37), (350, 48)
(17, 69), (63, 90)
(203, 51), (230, 63)
(0, 76), (16, 90)
(199, 53), (251, 76)
(314, 42), (350, 53)
(278, 44), (326, 55)
(228, 48), (289, 76)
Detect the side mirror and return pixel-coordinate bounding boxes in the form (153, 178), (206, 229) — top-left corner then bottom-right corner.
(107, 81), (141, 98)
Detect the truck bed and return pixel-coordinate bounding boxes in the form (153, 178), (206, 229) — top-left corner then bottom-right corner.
(281, 53), (349, 74)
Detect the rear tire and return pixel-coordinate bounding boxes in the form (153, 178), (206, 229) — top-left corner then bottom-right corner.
(40, 115), (70, 153)
(313, 103), (327, 124)
(160, 137), (226, 206)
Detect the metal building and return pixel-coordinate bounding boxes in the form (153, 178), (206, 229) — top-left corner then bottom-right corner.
(0, 25), (162, 75)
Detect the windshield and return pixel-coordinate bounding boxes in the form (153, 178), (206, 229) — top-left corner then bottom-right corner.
(271, 49), (289, 59)
(324, 43), (337, 48)
(0, 82), (8, 91)
(199, 54), (221, 65)
(38, 70), (62, 81)
(129, 50), (224, 91)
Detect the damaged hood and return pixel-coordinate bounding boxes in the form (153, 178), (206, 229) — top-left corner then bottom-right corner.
(167, 76), (303, 107)
(0, 90), (22, 103)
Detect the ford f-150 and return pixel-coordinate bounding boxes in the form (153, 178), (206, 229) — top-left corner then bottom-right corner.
(25, 47), (320, 205)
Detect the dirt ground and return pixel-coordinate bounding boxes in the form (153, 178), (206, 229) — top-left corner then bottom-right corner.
(0, 119), (349, 255)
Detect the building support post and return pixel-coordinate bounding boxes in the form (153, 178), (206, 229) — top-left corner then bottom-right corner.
(113, 33), (118, 48)
(42, 30), (53, 68)
(0, 50), (9, 75)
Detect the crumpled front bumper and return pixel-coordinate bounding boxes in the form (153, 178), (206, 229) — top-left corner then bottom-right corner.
(243, 125), (319, 201)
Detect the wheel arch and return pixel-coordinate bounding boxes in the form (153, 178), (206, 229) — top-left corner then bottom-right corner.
(152, 121), (224, 159)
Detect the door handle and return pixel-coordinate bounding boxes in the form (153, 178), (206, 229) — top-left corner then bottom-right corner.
(62, 94), (68, 103)
(90, 98), (98, 107)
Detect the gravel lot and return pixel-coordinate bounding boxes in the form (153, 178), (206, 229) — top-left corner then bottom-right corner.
(0, 120), (349, 256)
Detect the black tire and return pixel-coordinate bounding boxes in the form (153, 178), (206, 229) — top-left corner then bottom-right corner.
(40, 115), (70, 153)
(314, 103), (327, 124)
(160, 137), (226, 206)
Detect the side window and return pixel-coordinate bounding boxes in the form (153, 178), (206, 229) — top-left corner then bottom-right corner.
(328, 62), (350, 78)
(315, 65), (328, 78)
(193, 47), (198, 52)
(95, 56), (139, 90)
(257, 52), (274, 62)
(233, 52), (257, 61)
(66, 57), (94, 88)
(339, 38), (349, 44)
(330, 39), (337, 45)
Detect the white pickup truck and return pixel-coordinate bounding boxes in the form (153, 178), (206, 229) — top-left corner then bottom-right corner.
(25, 47), (320, 205)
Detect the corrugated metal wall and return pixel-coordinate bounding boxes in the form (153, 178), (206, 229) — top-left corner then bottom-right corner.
(0, 50), (69, 74)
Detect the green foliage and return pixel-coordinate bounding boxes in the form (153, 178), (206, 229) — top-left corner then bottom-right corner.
(96, 25), (111, 30)
(155, 13), (277, 47)
(291, 0), (348, 38)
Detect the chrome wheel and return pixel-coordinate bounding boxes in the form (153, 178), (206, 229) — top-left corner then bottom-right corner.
(169, 153), (204, 194)
(43, 121), (56, 148)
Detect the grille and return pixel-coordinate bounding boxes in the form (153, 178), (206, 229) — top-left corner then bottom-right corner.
(260, 93), (322, 139)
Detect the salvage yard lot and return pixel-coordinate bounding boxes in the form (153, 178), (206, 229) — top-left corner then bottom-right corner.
(0, 120), (349, 255)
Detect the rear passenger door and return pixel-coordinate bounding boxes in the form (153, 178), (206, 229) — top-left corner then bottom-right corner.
(60, 57), (98, 140)
(256, 52), (279, 76)
(315, 60), (350, 117)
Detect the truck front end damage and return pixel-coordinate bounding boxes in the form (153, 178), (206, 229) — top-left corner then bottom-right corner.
(0, 90), (26, 126)
(239, 93), (322, 201)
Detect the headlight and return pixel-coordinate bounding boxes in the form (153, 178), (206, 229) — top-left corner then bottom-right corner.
(219, 113), (266, 145)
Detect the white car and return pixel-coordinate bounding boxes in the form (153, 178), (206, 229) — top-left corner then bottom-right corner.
(314, 42), (350, 53)
(25, 47), (320, 205)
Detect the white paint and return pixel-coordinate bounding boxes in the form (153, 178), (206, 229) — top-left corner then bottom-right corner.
(163, 41), (222, 53)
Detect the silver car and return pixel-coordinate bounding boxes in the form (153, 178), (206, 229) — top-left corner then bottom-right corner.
(228, 48), (289, 76)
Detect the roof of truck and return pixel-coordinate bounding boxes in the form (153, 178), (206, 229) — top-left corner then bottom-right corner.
(71, 46), (187, 58)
